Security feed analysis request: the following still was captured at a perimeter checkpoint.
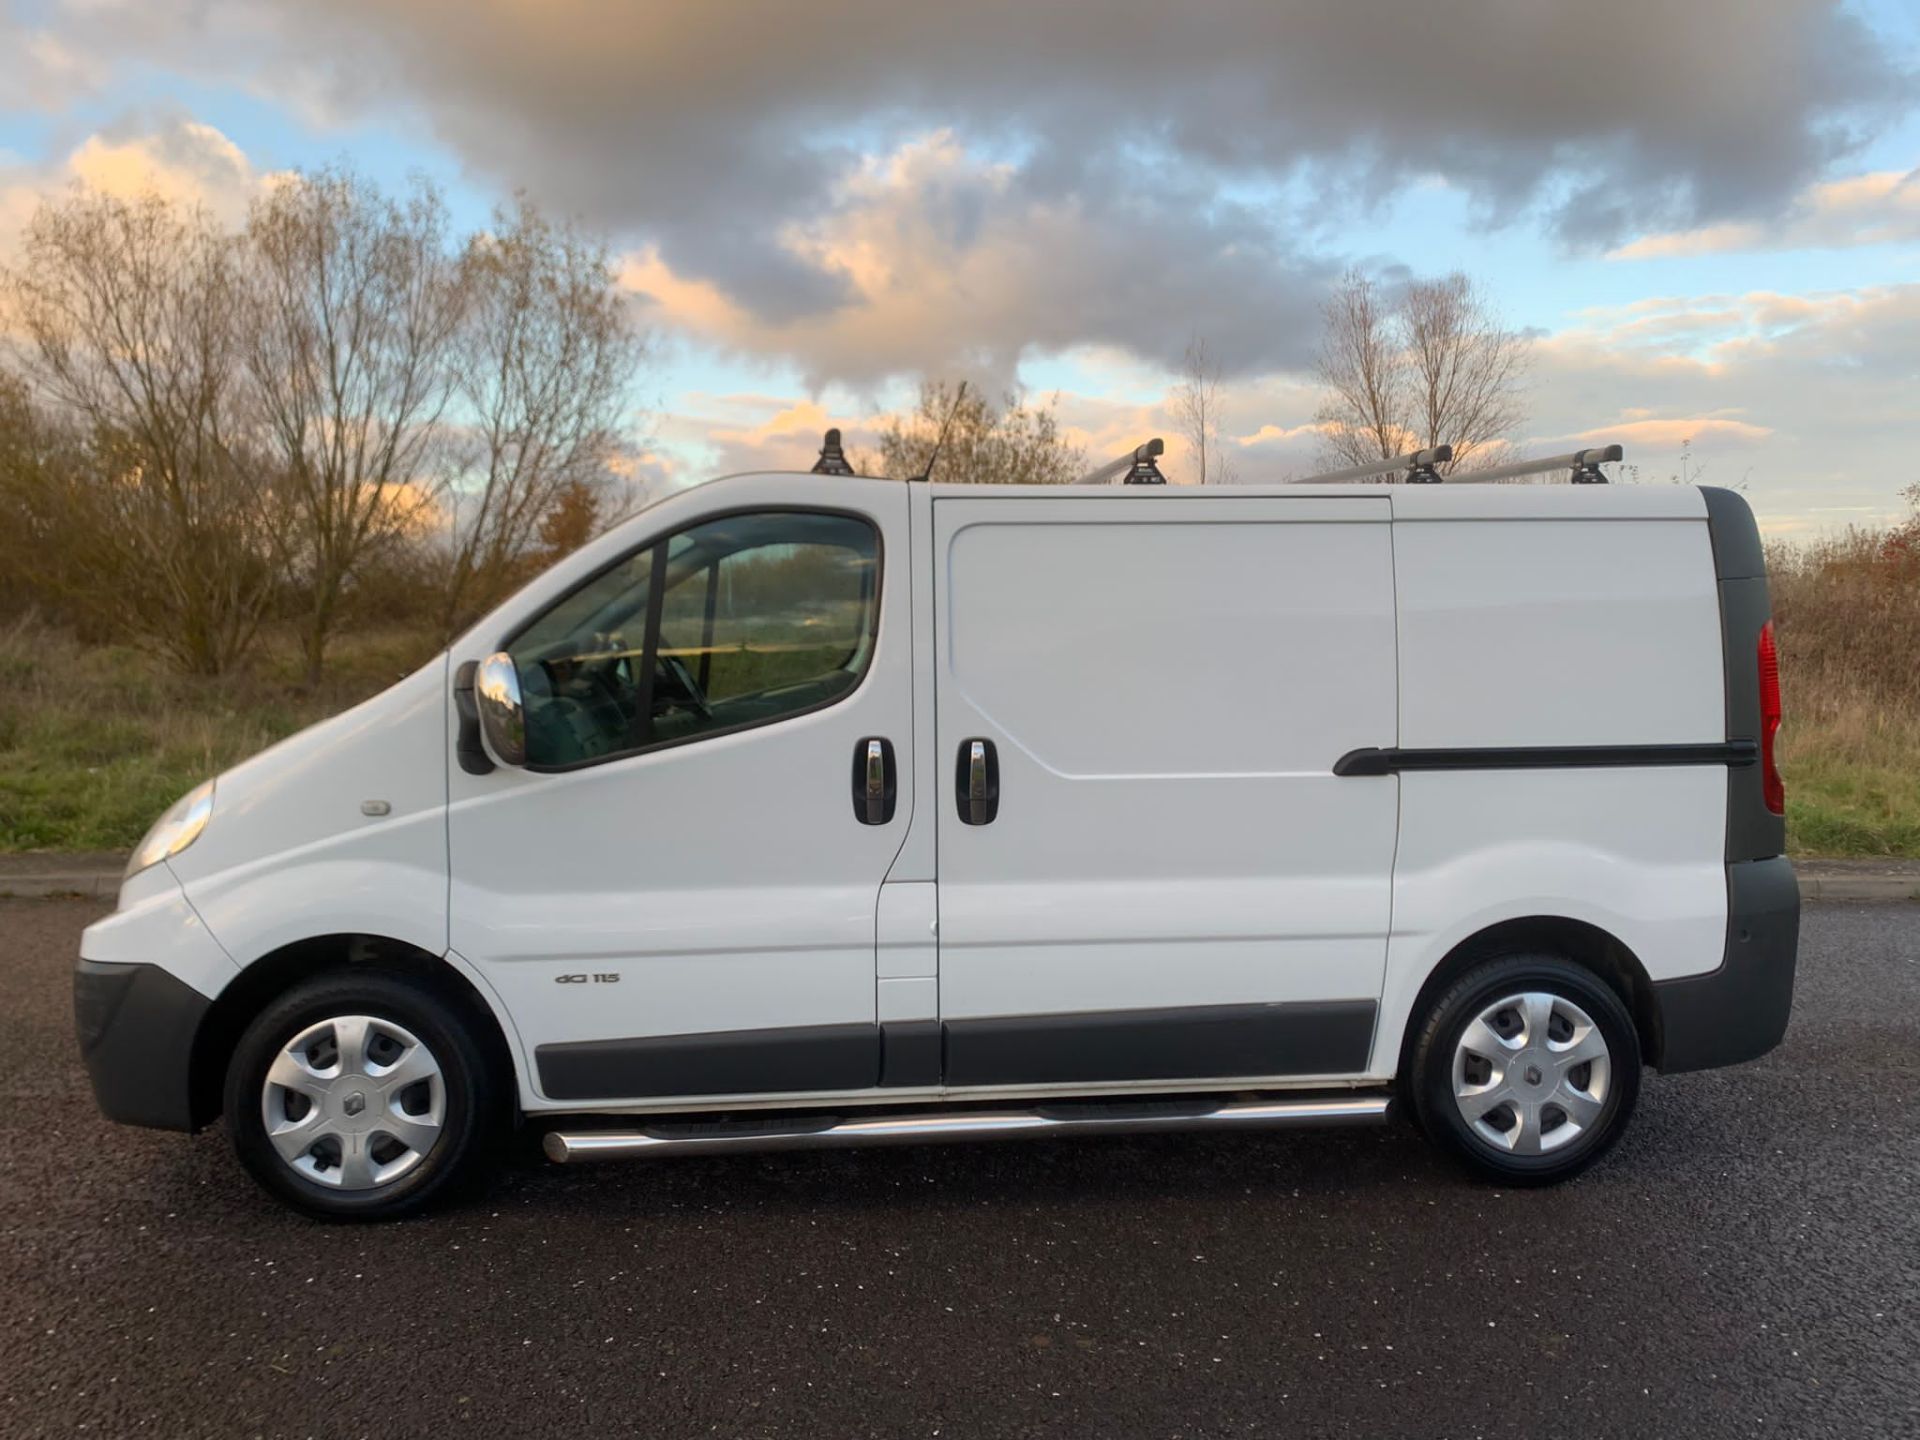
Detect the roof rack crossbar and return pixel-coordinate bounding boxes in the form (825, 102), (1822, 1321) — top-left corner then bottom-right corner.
(1074, 437), (1166, 486)
(1448, 444), (1623, 484)
(1295, 445), (1453, 485)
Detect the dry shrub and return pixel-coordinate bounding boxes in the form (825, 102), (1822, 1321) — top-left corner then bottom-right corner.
(1766, 522), (1920, 855)
(1768, 529), (1920, 723)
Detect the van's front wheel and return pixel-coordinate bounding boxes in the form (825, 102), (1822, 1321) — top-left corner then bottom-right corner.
(223, 970), (501, 1220)
(1410, 955), (1641, 1186)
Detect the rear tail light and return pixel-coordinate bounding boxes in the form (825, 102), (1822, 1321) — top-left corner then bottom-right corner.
(1758, 620), (1784, 815)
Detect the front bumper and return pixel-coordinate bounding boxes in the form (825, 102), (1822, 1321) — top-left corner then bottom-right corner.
(1652, 855), (1800, 1073)
(74, 959), (209, 1131)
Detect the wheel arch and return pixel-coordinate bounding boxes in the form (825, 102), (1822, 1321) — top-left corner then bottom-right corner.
(1393, 915), (1663, 1087)
(187, 933), (519, 1131)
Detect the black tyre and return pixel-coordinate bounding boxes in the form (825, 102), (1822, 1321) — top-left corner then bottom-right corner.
(1409, 954), (1641, 1186)
(223, 968), (503, 1220)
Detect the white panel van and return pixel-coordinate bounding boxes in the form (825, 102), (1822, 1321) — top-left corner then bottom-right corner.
(76, 474), (1798, 1218)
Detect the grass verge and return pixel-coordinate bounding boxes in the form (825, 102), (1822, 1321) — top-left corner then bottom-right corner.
(0, 617), (438, 852)
(1779, 714), (1920, 858)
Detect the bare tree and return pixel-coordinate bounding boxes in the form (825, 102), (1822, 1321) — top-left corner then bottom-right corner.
(437, 197), (649, 635)
(1, 191), (280, 672)
(1400, 274), (1528, 470)
(1313, 270), (1528, 476)
(870, 380), (1085, 485)
(1170, 336), (1236, 485)
(1313, 271), (1408, 472)
(243, 170), (466, 683)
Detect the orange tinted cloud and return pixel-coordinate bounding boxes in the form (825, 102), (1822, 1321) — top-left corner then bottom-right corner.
(1, 118), (277, 256)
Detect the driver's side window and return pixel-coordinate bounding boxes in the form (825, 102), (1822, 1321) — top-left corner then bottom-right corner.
(506, 510), (879, 769)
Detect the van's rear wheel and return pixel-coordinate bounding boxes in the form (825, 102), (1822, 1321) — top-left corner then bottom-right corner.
(1409, 954), (1640, 1186)
(224, 970), (501, 1220)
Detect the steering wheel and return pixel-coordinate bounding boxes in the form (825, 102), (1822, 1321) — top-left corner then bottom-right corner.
(658, 653), (714, 720)
(575, 658), (638, 726)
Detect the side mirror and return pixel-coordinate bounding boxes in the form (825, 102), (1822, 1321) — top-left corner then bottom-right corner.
(475, 652), (528, 768)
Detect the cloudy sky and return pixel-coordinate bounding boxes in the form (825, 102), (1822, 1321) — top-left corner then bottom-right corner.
(3, 0), (1918, 532)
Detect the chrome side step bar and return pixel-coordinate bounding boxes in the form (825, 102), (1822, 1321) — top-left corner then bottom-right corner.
(544, 1093), (1391, 1163)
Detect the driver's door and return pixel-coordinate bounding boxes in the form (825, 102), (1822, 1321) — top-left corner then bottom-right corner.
(447, 476), (913, 1107)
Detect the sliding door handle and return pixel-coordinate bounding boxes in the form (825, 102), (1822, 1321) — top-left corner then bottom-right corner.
(852, 737), (897, 825)
(956, 738), (999, 825)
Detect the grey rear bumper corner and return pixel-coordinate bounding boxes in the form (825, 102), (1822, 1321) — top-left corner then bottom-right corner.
(1652, 855), (1799, 1073)
(74, 958), (209, 1132)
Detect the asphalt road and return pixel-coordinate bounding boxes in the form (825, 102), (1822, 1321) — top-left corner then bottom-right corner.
(4, 900), (1916, 1440)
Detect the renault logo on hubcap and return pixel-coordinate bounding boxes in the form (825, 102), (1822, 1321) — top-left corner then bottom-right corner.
(1525, 1064), (1543, 1086)
(343, 1092), (367, 1117)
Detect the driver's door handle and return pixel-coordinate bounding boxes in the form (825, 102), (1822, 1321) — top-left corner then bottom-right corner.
(852, 737), (897, 825)
(956, 738), (999, 825)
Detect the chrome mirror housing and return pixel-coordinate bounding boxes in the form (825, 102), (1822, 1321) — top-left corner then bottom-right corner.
(475, 652), (528, 768)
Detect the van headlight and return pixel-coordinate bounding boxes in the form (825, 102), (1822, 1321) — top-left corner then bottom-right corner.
(126, 780), (215, 878)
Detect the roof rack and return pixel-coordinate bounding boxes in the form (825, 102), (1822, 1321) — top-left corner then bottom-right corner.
(1297, 446), (1452, 485)
(1073, 438), (1167, 486)
(806, 423), (1622, 486)
(810, 428), (856, 476)
(1446, 445), (1622, 484)
(1293, 442), (1624, 485)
